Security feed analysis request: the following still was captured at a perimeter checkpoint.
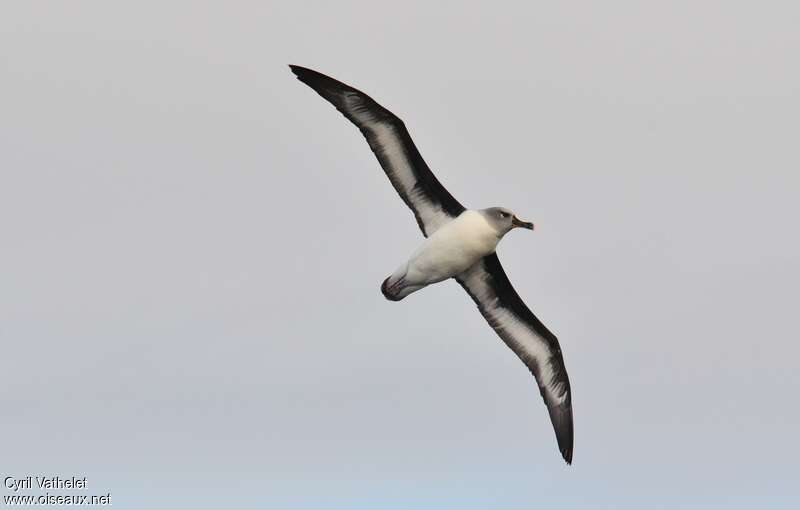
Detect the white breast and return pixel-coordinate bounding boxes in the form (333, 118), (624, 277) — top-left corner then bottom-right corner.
(403, 210), (500, 285)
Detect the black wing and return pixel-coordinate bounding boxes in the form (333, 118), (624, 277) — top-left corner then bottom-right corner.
(290, 65), (465, 236)
(457, 253), (574, 464)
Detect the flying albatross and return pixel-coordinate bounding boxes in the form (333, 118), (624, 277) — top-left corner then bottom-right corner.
(290, 65), (574, 464)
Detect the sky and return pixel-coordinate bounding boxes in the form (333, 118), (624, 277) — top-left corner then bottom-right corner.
(1, 1), (799, 508)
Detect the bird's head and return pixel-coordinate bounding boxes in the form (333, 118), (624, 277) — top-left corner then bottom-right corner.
(480, 207), (534, 236)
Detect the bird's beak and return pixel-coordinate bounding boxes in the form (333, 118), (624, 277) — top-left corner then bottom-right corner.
(512, 216), (534, 230)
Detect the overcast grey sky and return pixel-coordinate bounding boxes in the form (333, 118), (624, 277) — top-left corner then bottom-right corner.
(2, 1), (799, 508)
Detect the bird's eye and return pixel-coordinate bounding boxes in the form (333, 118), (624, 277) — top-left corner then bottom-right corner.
(500, 212), (509, 218)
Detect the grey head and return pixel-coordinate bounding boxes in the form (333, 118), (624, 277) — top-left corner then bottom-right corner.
(479, 207), (535, 236)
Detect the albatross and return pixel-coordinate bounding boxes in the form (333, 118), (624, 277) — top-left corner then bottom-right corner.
(290, 65), (574, 464)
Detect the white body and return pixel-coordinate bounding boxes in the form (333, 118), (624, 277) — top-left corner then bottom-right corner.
(386, 210), (501, 297)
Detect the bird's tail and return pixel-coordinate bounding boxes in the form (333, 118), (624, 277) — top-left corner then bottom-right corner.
(380, 268), (424, 301)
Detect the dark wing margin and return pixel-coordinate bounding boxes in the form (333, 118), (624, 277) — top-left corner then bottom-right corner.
(457, 253), (574, 464)
(289, 65), (465, 236)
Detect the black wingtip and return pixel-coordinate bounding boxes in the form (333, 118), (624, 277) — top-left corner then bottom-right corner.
(381, 277), (403, 301)
(558, 428), (574, 465)
(562, 446), (573, 465)
(549, 403), (574, 465)
(288, 64), (316, 83)
(289, 64), (368, 113)
(288, 64), (305, 76)
(288, 65), (341, 91)
(288, 64), (314, 83)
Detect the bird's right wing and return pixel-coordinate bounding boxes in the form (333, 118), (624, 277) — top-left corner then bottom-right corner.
(290, 65), (465, 237)
(457, 253), (574, 464)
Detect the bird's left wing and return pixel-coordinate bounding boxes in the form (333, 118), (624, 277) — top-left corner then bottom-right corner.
(290, 65), (465, 237)
(457, 253), (574, 464)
